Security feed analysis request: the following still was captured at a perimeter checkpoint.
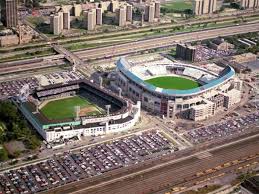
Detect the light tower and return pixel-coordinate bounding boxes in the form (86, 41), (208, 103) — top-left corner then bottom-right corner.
(75, 106), (80, 120)
(105, 104), (111, 117)
(99, 76), (103, 88)
(118, 87), (122, 97)
(72, 58), (77, 72)
(255, 80), (259, 109)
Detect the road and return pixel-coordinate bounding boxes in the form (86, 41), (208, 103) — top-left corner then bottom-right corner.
(75, 22), (259, 60)
(39, 131), (259, 194)
(54, 10), (259, 44)
(0, 22), (259, 75)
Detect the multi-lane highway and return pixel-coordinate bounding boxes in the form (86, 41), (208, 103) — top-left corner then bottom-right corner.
(40, 131), (259, 194)
(0, 22), (259, 75)
(0, 55), (64, 75)
(75, 22), (259, 60)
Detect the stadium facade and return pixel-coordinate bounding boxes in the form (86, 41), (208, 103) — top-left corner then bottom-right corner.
(114, 57), (243, 121)
(15, 80), (141, 142)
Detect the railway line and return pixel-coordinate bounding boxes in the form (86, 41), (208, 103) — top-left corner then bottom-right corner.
(0, 55), (65, 75)
(0, 22), (259, 75)
(71, 139), (259, 194)
(0, 60), (65, 75)
(54, 10), (259, 45)
(40, 131), (259, 194)
(75, 22), (259, 60)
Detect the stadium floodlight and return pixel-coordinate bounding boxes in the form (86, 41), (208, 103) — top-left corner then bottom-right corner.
(118, 88), (122, 97)
(75, 106), (80, 120)
(72, 58), (77, 72)
(255, 80), (259, 109)
(105, 105), (111, 117)
(99, 76), (103, 88)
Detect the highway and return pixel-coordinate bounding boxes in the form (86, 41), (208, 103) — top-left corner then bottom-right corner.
(40, 131), (259, 194)
(0, 22), (259, 75)
(75, 22), (259, 60)
(55, 10), (259, 44)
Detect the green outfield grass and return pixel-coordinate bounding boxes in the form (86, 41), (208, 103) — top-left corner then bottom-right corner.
(40, 96), (103, 120)
(145, 76), (200, 90)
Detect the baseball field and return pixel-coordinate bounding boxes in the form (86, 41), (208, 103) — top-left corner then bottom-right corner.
(145, 76), (200, 90)
(40, 96), (104, 120)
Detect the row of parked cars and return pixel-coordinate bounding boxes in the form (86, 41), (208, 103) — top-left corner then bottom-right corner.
(185, 111), (259, 144)
(0, 78), (38, 100)
(0, 131), (174, 194)
(42, 71), (84, 85)
(0, 71), (84, 100)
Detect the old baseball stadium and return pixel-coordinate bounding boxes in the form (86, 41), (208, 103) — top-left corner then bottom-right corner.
(14, 79), (141, 142)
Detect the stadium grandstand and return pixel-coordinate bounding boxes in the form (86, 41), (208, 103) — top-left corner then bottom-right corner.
(14, 80), (141, 142)
(114, 56), (243, 121)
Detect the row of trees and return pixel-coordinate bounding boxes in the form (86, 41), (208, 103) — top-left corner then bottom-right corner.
(161, 7), (193, 15)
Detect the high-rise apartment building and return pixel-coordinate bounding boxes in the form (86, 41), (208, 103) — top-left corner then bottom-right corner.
(50, 14), (62, 35)
(84, 10), (96, 30)
(116, 6), (127, 27)
(96, 8), (102, 25)
(154, 1), (160, 18)
(241, 0), (259, 8)
(193, 0), (203, 15)
(193, 0), (217, 15)
(144, 3), (155, 22)
(72, 4), (82, 17)
(126, 4), (133, 22)
(176, 43), (197, 62)
(63, 12), (70, 30)
(111, 0), (119, 12)
(1, 0), (18, 28)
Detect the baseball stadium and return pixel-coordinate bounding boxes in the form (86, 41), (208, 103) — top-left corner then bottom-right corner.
(15, 80), (141, 142)
(115, 56), (243, 121)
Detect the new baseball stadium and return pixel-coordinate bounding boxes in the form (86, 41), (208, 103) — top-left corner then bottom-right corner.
(15, 80), (141, 142)
(115, 56), (243, 121)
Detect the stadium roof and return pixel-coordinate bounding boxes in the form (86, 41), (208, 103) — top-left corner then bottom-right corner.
(117, 57), (235, 97)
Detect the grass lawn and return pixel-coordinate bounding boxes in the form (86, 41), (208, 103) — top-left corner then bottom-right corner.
(162, 0), (193, 12)
(145, 76), (200, 90)
(40, 96), (103, 120)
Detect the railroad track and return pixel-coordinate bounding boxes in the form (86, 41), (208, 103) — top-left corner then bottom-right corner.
(0, 22), (259, 75)
(40, 133), (259, 194)
(69, 144), (259, 194)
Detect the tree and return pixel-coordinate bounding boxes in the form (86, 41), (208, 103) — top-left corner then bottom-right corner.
(25, 0), (40, 8)
(0, 100), (41, 150)
(0, 148), (8, 162)
(230, 2), (241, 9)
(184, 9), (193, 15)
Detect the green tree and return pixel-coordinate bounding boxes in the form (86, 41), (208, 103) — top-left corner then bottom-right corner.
(0, 148), (8, 161)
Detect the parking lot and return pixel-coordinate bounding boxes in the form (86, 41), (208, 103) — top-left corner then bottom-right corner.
(0, 131), (176, 194)
(36, 71), (84, 86)
(195, 45), (234, 62)
(0, 71), (84, 100)
(0, 77), (39, 100)
(185, 111), (259, 144)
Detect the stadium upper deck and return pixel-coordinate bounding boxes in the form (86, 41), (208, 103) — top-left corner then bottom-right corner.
(116, 57), (235, 97)
(115, 56), (242, 121)
(15, 79), (141, 142)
